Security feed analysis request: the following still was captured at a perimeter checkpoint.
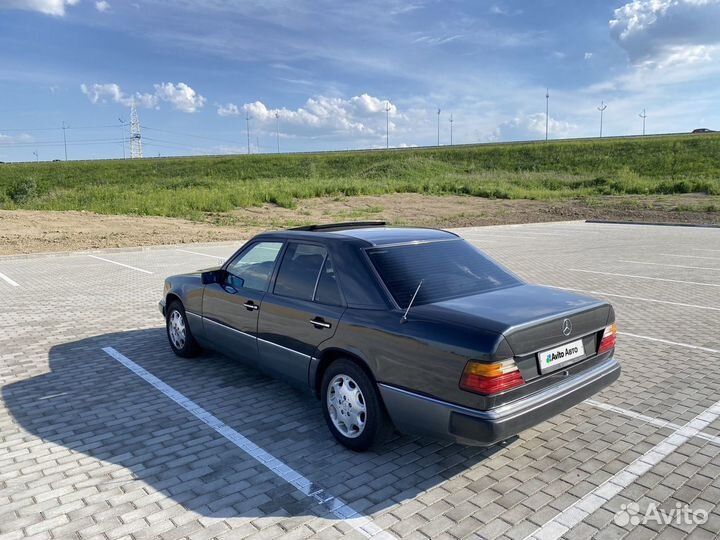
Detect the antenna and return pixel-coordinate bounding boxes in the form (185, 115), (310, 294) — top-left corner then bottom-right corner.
(449, 113), (454, 146)
(385, 100), (391, 149)
(639, 109), (647, 136)
(597, 101), (607, 138)
(129, 100), (143, 159)
(545, 88), (550, 142)
(246, 109), (251, 155)
(437, 108), (441, 146)
(401, 280), (424, 324)
(118, 117), (127, 159)
(61, 121), (68, 161)
(275, 111), (280, 154)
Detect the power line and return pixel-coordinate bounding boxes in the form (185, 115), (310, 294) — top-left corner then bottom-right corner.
(0, 124), (123, 132)
(1, 137), (128, 147)
(142, 126), (240, 145)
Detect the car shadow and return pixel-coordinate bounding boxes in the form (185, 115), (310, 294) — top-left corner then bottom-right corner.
(2, 327), (513, 520)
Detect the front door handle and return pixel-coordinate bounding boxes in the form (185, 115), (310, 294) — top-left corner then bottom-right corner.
(310, 317), (331, 329)
(243, 301), (259, 311)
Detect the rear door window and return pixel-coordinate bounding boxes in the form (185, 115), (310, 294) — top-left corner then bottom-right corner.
(273, 243), (327, 301)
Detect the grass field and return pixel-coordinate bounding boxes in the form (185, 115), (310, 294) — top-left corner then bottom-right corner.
(1, 134), (719, 221)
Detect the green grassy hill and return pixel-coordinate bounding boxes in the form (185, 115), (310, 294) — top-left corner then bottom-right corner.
(1, 134), (718, 220)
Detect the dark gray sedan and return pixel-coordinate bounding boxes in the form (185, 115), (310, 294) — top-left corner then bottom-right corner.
(160, 222), (620, 451)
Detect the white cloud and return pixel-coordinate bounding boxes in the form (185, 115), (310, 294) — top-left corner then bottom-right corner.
(0, 133), (34, 145)
(490, 113), (577, 142)
(0, 0), (79, 16)
(217, 103), (240, 117)
(584, 52), (593, 60)
(80, 83), (158, 108)
(95, 0), (110, 12)
(153, 82), (206, 113)
(490, 4), (522, 16)
(218, 93), (398, 136)
(81, 82), (206, 112)
(610, 0), (720, 67)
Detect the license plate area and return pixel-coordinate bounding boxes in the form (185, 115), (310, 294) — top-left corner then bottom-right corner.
(538, 338), (586, 374)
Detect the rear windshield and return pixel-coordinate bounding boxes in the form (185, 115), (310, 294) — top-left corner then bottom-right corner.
(367, 239), (522, 307)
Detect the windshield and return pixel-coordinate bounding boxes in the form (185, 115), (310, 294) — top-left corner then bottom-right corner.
(367, 239), (522, 307)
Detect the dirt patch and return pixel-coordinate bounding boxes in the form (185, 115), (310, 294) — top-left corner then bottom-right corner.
(2, 193), (718, 255)
(228, 192), (720, 228)
(0, 211), (254, 256)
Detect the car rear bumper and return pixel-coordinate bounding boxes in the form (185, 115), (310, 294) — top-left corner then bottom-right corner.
(378, 356), (620, 446)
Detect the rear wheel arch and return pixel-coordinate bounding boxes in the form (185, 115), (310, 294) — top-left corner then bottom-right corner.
(313, 348), (377, 398)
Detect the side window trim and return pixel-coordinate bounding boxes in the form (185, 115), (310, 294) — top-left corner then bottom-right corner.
(311, 252), (329, 302)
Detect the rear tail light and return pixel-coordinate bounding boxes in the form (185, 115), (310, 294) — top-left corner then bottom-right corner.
(598, 322), (617, 354)
(459, 359), (525, 395)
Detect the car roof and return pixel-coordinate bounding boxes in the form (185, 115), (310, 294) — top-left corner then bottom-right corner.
(256, 224), (458, 247)
(326, 226), (458, 246)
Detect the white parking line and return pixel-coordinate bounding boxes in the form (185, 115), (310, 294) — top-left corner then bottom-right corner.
(660, 253), (720, 261)
(619, 332), (720, 354)
(0, 271), (19, 287)
(463, 233), (548, 241)
(101, 347), (395, 540)
(569, 268), (720, 288)
(585, 400), (720, 447)
(618, 260), (720, 272)
(87, 255), (153, 274)
(539, 284), (720, 312)
(176, 249), (226, 260)
(524, 398), (720, 540)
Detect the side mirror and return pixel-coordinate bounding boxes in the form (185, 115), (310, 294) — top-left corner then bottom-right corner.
(201, 269), (226, 285)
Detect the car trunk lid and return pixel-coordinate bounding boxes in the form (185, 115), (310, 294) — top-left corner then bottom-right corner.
(415, 283), (610, 368)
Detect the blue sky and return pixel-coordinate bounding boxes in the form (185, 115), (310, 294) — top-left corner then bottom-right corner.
(1, 0), (719, 161)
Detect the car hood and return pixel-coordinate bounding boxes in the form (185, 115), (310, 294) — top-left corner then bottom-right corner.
(412, 284), (610, 355)
(176, 265), (222, 278)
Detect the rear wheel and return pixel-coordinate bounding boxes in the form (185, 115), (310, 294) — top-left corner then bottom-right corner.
(321, 359), (390, 451)
(166, 301), (200, 358)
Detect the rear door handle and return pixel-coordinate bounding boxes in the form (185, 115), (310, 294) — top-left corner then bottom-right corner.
(310, 318), (331, 329)
(243, 301), (259, 311)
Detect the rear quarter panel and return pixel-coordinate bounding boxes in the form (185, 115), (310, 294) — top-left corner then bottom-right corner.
(319, 308), (511, 410)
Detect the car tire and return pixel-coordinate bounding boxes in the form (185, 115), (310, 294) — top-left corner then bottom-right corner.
(166, 301), (200, 358)
(321, 359), (391, 451)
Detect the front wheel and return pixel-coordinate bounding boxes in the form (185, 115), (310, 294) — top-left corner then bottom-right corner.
(321, 359), (390, 451)
(166, 301), (200, 358)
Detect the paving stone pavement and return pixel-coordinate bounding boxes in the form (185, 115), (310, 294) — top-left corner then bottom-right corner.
(1, 221), (719, 540)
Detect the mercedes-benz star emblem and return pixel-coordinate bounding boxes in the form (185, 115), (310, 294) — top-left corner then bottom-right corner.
(562, 318), (572, 336)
